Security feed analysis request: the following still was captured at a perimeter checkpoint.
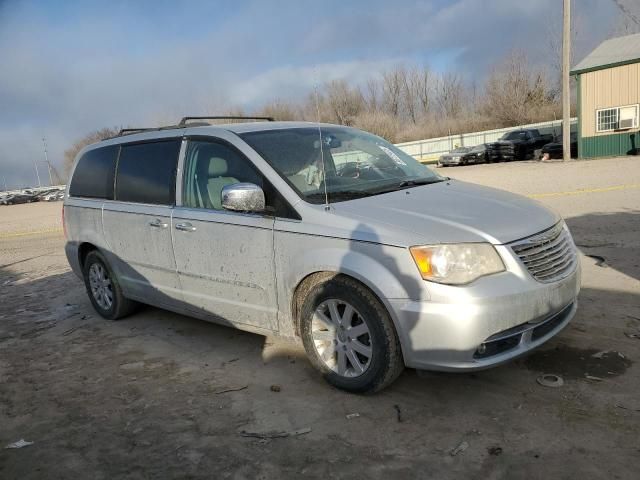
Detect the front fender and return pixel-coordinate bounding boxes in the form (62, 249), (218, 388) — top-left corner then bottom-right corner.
(273, 230), (427, 336)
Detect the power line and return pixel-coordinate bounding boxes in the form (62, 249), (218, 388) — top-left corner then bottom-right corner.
(612, 0), (640, 27)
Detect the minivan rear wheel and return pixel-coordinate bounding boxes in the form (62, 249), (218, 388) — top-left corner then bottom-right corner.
(300, 276), (404, 393)
(83, 250), (137, 320)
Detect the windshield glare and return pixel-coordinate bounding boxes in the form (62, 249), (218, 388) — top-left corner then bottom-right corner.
(240, 127), (443, 204)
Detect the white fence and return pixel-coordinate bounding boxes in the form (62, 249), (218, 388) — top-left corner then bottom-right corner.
(395, 118), (577, 162)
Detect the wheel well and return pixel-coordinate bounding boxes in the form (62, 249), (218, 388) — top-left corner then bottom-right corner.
(78, 242), (97, 269)
(291, 271), (387, 336)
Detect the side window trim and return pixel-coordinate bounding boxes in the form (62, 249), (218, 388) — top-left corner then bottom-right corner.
(180, 135), (300, 220)
(112, 144), (122, 201)
(175, 138), (188, 207)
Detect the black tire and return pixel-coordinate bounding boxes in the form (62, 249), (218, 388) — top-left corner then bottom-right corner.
(300, 275), (404, 393)
(82, 250), (137, 320)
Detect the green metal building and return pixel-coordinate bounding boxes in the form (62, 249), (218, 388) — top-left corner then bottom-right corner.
(572, 32), (640, 158)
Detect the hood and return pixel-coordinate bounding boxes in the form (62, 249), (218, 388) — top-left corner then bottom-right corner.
(333, 180), (559, 246)
(490, 139), (521, 146)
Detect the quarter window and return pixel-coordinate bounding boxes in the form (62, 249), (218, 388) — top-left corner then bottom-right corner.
(115, 140), (181, 205)
(69, 145), (118, 199)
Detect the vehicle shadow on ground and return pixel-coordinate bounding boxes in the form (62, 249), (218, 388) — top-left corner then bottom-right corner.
(566, 209), (640, 281)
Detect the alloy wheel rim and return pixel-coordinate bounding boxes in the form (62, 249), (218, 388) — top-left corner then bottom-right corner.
(89, 263), (113, 310)
(311, 299), (372, 378)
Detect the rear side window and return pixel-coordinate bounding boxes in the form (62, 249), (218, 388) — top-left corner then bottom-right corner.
(69, 145), (118, 199)
(115, 140), (181, 205)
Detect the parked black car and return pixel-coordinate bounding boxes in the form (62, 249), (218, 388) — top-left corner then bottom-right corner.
(439, 144), (488, 166)
(0, 193), (36, 205)
(540, 133), (578, 159)
(487, 129), (554, 161)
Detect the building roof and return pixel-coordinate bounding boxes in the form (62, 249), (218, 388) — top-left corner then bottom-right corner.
(571, 32), (640, 75)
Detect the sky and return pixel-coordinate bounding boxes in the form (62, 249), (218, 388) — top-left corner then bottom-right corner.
(0, 0), (633, 188)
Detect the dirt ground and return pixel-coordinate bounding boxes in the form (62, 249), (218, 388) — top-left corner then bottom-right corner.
(1, 158), (639, 479)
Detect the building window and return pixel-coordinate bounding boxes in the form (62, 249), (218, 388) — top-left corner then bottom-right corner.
(597, 108), (619, 132)
(596, 105), (639, 132)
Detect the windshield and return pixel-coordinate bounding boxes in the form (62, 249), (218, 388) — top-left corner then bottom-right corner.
(503, 131), (528, 140)
(240, 127), (444, 204)
(470, 144), (485, 152)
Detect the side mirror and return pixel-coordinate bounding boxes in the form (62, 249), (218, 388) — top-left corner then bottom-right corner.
(221, 183), (265, 213)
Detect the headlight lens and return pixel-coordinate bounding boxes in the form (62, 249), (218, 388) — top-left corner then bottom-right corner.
(409, 243), (505, 285)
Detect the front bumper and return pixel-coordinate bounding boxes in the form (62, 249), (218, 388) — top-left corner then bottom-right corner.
(488, 152), (514, 161)
(388, 248), (581, 371)
(439, 157), (462, 165)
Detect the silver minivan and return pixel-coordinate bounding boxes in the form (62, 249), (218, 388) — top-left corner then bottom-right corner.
(64, 117), (581, 393)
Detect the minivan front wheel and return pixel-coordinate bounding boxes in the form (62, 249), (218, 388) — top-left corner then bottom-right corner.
(82, 250), (137, 320)
(300, 276), (404, 393)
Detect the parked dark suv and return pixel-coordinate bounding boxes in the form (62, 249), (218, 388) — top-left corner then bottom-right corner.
(487, 129), (554, 161)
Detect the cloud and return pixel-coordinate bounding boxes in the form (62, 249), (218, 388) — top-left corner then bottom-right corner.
(0, 0), (623, 187)
(228, 58), (408, 106)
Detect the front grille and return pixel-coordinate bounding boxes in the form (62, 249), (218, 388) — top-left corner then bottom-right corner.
(510, 222), (577, 283)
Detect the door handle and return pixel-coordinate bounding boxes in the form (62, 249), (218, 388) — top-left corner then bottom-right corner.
(149, 219), (168, 229)
(175, 222), (196, 232)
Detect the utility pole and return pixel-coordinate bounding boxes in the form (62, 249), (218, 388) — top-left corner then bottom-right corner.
(42, 137), (52, 185)
(2, 176), (7, 192)
(40, 161), (53, 186)
(562, 0), (571, 161)
(33, 159), (41, 187)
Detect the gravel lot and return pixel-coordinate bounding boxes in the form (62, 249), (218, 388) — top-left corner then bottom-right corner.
(1, 158), (639, 479)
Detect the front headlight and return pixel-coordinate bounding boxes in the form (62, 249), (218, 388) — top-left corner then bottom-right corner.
(409, 243), (505, 285)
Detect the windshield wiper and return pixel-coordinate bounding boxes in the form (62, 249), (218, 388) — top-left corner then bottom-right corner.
(306, 190), (375, 202)
(369, 177), (446, 195)
(397, 177), (446, 188)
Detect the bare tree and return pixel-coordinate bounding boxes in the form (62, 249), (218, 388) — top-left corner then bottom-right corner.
(257, 99), (299, 120)
(381, 68), (403, 117)
(63, 127), (120, 176)
(414, 66), (433, 118)
(364, 77), (381, 112)
(143, 52), (575, 148)
(401, 67), (418, 124)
(353, 111), (400, 142)
(300, 90), (332, 123)
(325, 79), (365, 126)
(481, 51), (556, 126)
(435, 72), (464, 118)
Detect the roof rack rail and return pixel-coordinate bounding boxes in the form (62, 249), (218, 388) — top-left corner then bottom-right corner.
(117, 127), (156, 136)
(178, 116), (274, 126)
(103, 116), (275, 141)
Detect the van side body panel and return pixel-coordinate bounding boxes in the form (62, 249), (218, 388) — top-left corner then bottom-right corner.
(63, 197), (107, 278)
